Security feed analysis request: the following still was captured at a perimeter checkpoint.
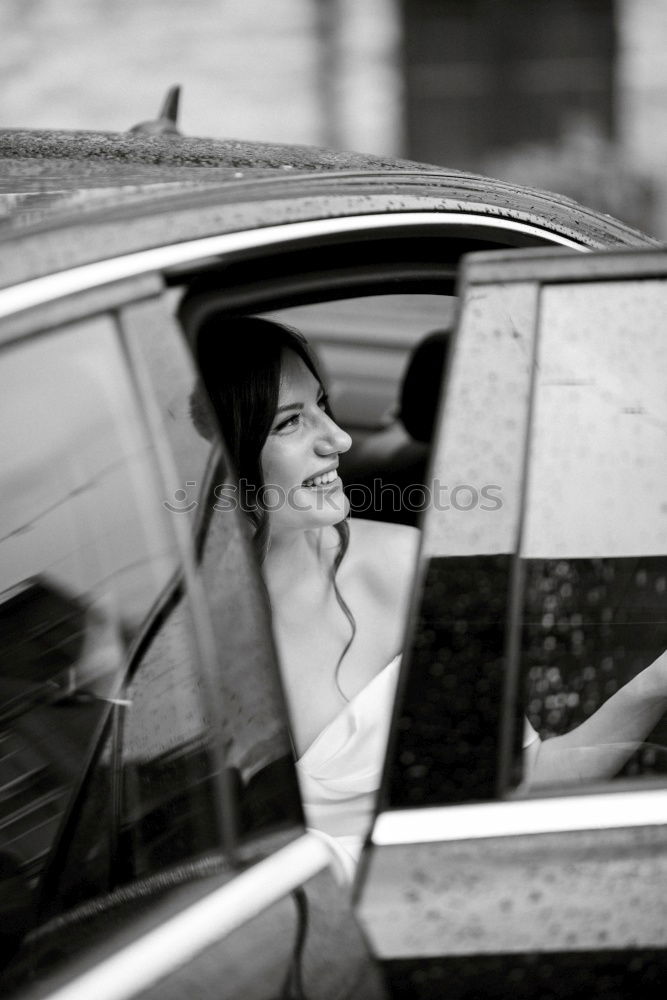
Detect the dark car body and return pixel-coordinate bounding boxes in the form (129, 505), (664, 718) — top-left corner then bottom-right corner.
(0, 126), (665, 1000)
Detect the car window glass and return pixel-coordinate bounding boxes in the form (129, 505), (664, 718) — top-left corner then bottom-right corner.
(39, 289), (304, 928)
(120, 293), (212, 525)
(379, 281), (541, 809)
(119, 592), (228, 879)
(0, 316), (181, 940)
(45, 581), (234, 918)
(124, 296), (302, 847)
(518, 278), (667, 786)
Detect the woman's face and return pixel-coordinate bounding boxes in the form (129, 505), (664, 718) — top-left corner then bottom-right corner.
(260, 348), (351, 536)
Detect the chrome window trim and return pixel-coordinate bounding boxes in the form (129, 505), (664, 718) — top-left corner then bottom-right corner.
(0, 212), (586, 328)
(42, 833), (332, 1000)
(372, 787), (667, 847)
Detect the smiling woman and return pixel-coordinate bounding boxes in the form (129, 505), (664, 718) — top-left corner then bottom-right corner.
(192, 314), (419, 876)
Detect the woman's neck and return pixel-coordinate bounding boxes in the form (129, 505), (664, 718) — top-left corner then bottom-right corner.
(262, 526), (337, 598)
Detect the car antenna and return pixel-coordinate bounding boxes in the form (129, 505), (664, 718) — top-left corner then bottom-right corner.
(128, 85), (182, 135)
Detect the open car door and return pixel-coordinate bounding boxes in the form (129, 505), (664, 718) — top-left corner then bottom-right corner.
(355, 246), (667, 1000)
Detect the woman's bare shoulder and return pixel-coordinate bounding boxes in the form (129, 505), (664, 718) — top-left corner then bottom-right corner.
(348, 518), (421, 598)
(349, 516), (420, 552)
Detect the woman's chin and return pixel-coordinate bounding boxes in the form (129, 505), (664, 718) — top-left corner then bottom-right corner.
(310, 496), (349, 527)
(293, 481), (348, 519)
(333, 492), (350, 523)
(326, 494), (350, 524)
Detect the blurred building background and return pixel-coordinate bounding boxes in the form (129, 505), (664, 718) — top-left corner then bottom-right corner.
(0, 0), (665, 237)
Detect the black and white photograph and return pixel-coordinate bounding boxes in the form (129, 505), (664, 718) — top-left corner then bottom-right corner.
(1, 2), (667, 998)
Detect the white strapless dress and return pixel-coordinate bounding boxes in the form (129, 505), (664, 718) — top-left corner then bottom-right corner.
(295, 655), (401, 880)
(295, 655), (542, 881)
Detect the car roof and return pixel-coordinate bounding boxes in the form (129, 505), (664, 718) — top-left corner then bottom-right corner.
(0, 126), (439, 177)
(0, 127), (442, 218)
(0, 128), (659, 288)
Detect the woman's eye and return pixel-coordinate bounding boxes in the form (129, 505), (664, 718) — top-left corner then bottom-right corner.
(275, 413), (300, 433)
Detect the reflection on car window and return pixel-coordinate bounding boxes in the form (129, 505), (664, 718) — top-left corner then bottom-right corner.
(522, 556), (667, 775)
(519, 279), (667, 785)
(120, 590), (226, 881)
(120, 294), (212, 529)
(47, 583), (231, 921)
(0, 316), (181, 941)
(127, 295), (301, 845)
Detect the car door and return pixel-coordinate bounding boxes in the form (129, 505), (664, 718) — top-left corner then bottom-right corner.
(355, 245), (667, 998)
(0, 277), (385, 1000)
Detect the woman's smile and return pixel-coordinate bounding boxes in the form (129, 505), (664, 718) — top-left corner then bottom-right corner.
(302, 467), (340, 488)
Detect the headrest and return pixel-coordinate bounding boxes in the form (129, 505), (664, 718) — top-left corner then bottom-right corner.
(398, 329), (450, 443)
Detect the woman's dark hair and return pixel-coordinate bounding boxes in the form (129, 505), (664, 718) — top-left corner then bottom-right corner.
(191, 314), (355, 696)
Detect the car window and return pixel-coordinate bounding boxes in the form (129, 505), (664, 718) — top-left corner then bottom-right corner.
(0, 315), (182, 938)
(517, 277), (667, 785)
(1, 294), (307, 986)
(376, 280), (540, 809)
(120, 293), (212, 523)
(122, 296), (301, 847)
(44, 585), (233, 920)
